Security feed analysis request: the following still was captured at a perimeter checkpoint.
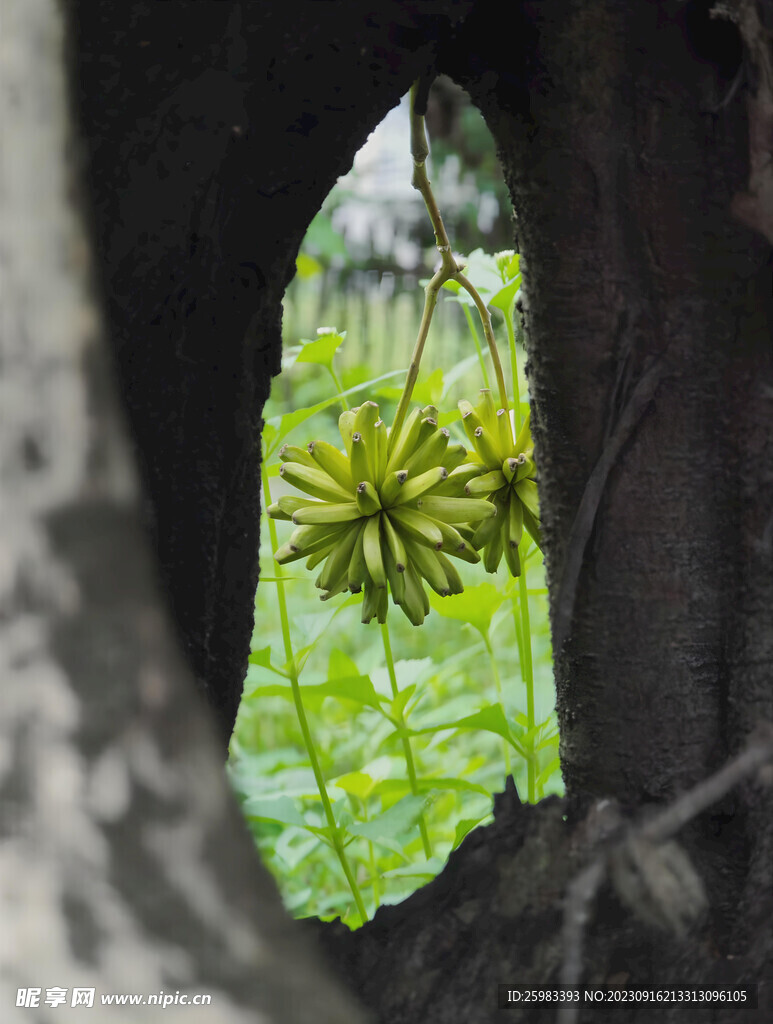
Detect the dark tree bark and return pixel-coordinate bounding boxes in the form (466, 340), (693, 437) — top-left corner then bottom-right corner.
(7, 0), (771, 1022)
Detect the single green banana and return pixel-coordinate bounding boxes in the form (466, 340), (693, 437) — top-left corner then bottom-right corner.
(421, 404), (439, 421)
(363, 513), (387, 589)
(384, 546), (406, 605)
(496, 408), (513, 455)
(403, 535), (450, 596)
(308, 439), (355, 492)
(515, 456), (536, 483)
(414, 416), (440, 452)
(435, 551), (465, 595)
(386, 406), (423, 469)
(522, 504), (543, 550)
(502, 531), (522, 577)
(355, 480), (382, 516)
(471, 511), (501, 550)
(513, 408), (532, 455)
(381, 510), (408, 571)
(269, 495), (324, 520)
(274, 527), (342, 565)
(441, 443), (469, 472)
(347, 523), (370, 592)
(393, 466), (448, 505)
(291, 502), (361, 525)
(515, 478), (540, 520)
(288, 522), (348, 555)
(279, 444), (317, 468)
(316, 523), (362, 592)
(475, 388), (498, 433)
(471, 425), (502, 468)
(349, 432), (373, 487)
(458, 400), (484, 445)
(319, 573), (352, 601)
(422, 516), (481, 564)
(305, 545), (333, 572)
(373, 419), (388, 486)
(338, 409), (356, 455)
(402, 428), (449, 476)
(483, 529), (504, 573)
(353, 401), (380, 477)
(464, 469), (507, 497)
(279, 462), (352, 502)
(380, 469), (408, 507)
(361, 581), (380, 624)
(432, 463), (483, 496)
(376, 586), (389, 624)
(502, 457), (518, 484)
(400, 562), (427, 626)
(387, 506), (444, 549)
(508, 491), (524, 548)
(415, 495), (497, 524)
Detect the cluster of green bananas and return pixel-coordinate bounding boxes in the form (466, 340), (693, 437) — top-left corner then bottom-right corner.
(267, 401), (496, 625)
(455, 389), (542, 576)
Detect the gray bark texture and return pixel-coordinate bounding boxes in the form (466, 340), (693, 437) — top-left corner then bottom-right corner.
(0, 2), (368, 1021)
(3, 0), (773, 1022)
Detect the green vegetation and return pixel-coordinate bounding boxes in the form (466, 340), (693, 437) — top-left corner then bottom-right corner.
(228, 85), (561, 930)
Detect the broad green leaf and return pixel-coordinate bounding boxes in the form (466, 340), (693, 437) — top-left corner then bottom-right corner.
(390, 684), (416, 722)
(269, 369), (405, 444)
(346, 795), (427, 841)
(453, 816), (487, 850)
(376, 367), (444, 407)
(416, 703), (515, 745)
(429, 582), (504, 636)
(253, 675), (382, 711)
(332, 771), (375, 800)
(295, 331), (345, 369)
(489, 277), (521, 316)
(243, 796), (307, 828)
(303, 210), (348, 260)
(328, 647), (360, 681)
(295, 252), (322, 279)
(382, 857), (445, 880)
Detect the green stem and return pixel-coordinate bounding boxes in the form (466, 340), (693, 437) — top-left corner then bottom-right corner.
(455, 271), (509, 412)
(381, 622), (432, 859)
(329, 365), (348, 410)
(518, 569), (536, 803)
(262, 469), (368, 922)
(462, 304), (491, 389)
(482, 631), (513, 781)
(505, 305), (522, 435)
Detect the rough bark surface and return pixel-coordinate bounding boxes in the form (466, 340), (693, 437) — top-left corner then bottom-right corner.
(7, 0), (772, 1022)
(1, 2), (368, 1020)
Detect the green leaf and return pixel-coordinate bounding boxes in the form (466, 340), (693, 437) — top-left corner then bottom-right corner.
(303, 210), (348, 260)
(328, 648), (360, 680)
(382, 857), (445, 880)
(332, 771), (376, 800)
(268, 369), (405, 444)
(295, 252), (323, 279)
(489, 277), (521, 316)
(376, 367), (444, 407)
(416, 703), (515, 745)
(428, 582), (504, 637)
(243, 796), (308, 828)
(453, 817), (486, 850)
(346, 795), (427, 841)
(295, 331), (345, 369)
(248, 646), (272, 668)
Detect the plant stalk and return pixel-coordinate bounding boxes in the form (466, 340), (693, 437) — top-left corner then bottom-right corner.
(262, 468), (368, 922)
(381, 622), (432, 859)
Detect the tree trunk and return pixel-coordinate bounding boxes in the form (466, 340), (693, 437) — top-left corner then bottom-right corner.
(0, 2), (368, 1020)
(7, 0), (772, 1021)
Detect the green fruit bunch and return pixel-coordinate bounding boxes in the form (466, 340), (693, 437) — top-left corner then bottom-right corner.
(267, 401), (496, 625)
(456, 388), (542, 576)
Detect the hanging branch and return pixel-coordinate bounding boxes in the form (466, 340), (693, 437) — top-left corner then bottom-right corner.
(389, 80), (509, 451)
